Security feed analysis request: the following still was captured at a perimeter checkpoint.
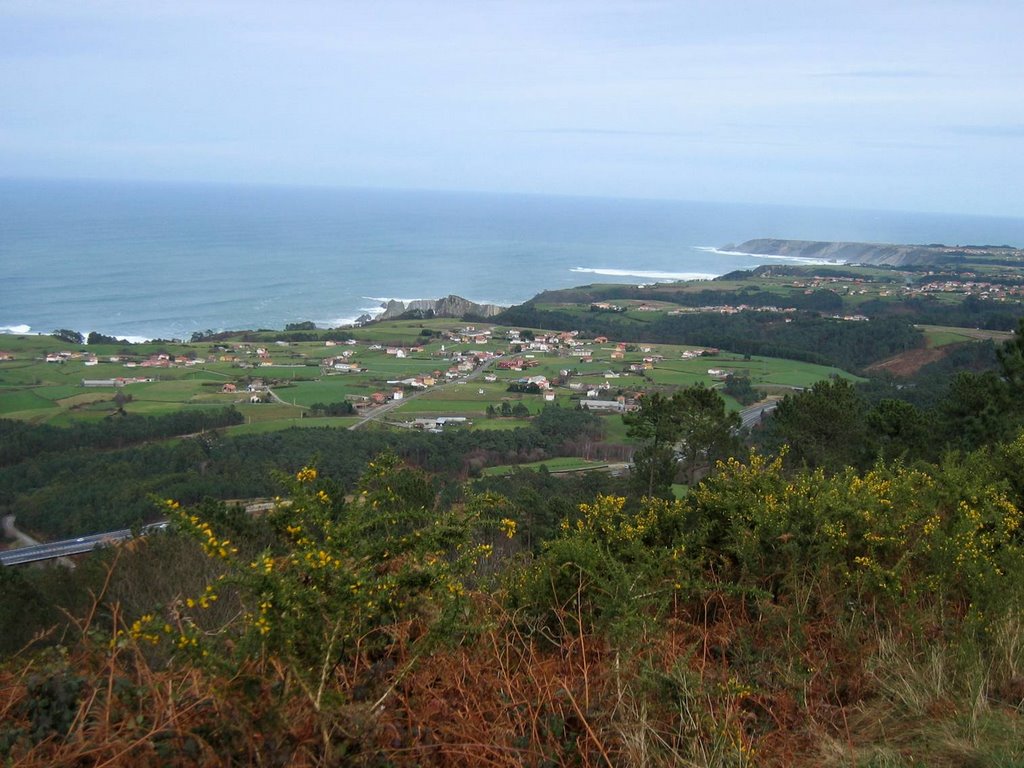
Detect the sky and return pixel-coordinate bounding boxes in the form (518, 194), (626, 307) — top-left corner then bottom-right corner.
(1, 0), (1023, 217)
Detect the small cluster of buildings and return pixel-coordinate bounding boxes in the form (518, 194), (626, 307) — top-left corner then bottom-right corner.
(912, 278), (1024, 301)
(791, 272), (1024, 304)
(826, 313), (870, 322)
(668, 304), (797, 316)
(45, 350), (206, 369)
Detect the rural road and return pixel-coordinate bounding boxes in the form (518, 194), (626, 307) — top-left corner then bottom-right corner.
(348, 353), (508, 430)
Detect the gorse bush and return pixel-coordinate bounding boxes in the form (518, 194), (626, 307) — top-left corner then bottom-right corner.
(100, 452), (492, 761)
(512, 493), (693, 643)
(4, 441), (1024, 766)
(690, 448), (1024, 633)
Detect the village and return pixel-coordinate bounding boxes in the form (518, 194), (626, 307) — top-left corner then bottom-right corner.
(0, 319), (849, 434)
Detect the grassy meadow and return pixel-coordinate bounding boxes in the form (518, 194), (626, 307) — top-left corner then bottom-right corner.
(0, 321), (878, 437)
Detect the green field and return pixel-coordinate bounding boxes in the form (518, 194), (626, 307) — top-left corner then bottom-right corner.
(225, 416), (360, 436)
(481, 457), (613, 476)
(918, 324), (1015, 348)
(275, 379), (365, 407)
(0, 314), (869, 434)
(924, 330), (975, 348)
(0, 388), (61, 420)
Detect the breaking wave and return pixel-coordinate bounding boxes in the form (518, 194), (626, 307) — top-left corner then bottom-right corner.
(694, 246), (847, 266)
(571, 267), (718, 281)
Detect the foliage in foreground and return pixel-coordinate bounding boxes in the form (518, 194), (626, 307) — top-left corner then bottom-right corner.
(4, 439), (1024, 766)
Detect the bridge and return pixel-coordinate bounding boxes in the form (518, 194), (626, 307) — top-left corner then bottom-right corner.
(0, 522), (167, 567)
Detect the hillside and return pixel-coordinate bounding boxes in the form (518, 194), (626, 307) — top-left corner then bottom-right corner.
(727, 238), (1024, 266)
(3, 268), (1024, 767)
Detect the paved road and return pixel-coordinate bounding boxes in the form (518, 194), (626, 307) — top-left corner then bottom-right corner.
(739, 400), (779, 429)
(0, 523), (167, 567)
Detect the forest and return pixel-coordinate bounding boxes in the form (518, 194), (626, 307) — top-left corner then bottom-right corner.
(496, 304), (923, 371)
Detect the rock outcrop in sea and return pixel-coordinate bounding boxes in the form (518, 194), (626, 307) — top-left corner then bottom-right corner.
(376, 295), (505, 321)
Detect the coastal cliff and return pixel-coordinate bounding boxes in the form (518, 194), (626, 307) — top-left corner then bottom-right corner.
(726, 238), (1024, 266)
(376, 295), (505, 321)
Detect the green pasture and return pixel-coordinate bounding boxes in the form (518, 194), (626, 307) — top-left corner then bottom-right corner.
(350, 319), (460, 344)
(30, 384), (86, 402)
(599, 415), (633, 444)
(21, 364), (89, 386)
(396, 382), (559, 416)
(394, 399), (492, 416)
(751, 358), (862, 387)
(128, 380), (221, 402)
(645, 367), (708, 388)
(235, 402), (305, 423)
(0, 389), (60, 419)
(481, 457), (611, 477)
(924, 330), (974, 348)
(121, 400), (228, 417)
(0, 335), (83, 355)
(274, 379), (368, 407)
(0, 361), (54, 386)
(359, 355), (443, 376)
(500, 358), (579, 380)
(917, 324), (1015, 348)
(0, 318), (864, 440)
(54, 392), (116, 410)
(245, 366), (318, 380)
(293, 345), (345, 363)
(45, 410), (115, 427)
(226, 416), (360, 437)
(718, 392), (744, 412)
(649, 354), (860, 390)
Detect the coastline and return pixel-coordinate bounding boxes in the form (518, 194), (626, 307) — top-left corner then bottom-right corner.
(0, 250), (865, 342)
(5, 179), (1024, 345)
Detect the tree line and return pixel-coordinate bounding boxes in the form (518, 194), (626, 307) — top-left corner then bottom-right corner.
(497, 302), (923, 371)
(0, 406), (605, 538)
(0, 407), (243, 468)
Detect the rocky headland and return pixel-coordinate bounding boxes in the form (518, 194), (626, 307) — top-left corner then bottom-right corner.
(725, 238), (1024, 267)
(374, 295), (505, 321)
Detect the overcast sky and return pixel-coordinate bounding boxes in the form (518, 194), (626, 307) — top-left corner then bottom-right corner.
(2, 0), (1022, 216)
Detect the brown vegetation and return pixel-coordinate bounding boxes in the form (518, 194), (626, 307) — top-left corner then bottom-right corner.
(865, 346), (950, 377)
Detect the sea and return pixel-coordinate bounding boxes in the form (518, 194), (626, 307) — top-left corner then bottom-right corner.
(3, 178), (1024, 342)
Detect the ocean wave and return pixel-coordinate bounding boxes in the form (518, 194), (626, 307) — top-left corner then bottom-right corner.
(571, 267), (718, 281)
(106, 335), (153, 345)
(694, 246), (847, 266)
(0, 324), (32, 334)
(314, 317), (363, 328)
(363, 296), (425, 305)
(77, 329), (156, 343)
